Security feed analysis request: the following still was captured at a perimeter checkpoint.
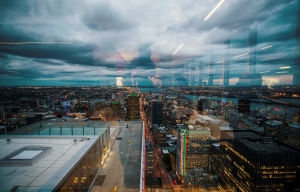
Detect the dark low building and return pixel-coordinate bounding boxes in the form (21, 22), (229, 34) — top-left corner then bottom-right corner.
(25, 114), (43, 125)
(238, 99), (250, 114)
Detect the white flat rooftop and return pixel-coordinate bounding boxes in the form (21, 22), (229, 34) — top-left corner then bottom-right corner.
(197, 114), (221, 124)
(0, 135), (99, 192)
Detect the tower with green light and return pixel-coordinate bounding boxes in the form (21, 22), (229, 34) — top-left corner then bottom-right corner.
(176, 125), (189, 176)
(176, 125), (213, 181)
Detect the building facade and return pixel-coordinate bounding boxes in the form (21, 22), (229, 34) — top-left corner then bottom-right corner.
(288, 123), (300, 150)
(126, 93), (140, 121)
(197, 99), (206, 114)
(176, 126), (213, 178)
(146, 138), (154, 184)
(238, 99), (250, 114)
(151, 99), (163, 125)
(211, 130), (300, 192)
(264, 120), (283, 137)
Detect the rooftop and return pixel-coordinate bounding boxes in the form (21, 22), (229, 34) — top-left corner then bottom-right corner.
(222, 130), (299, 153)
(265, 120), (283, 126)
(289, 123), (300, 129)
(189, 128), (211, 136)
(0, 135), (99, 192)
(197, 115), (221, 124)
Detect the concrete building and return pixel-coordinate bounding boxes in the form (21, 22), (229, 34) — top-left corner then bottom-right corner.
(153, 125), (168, 147)
(184, 167), (208, 188)
(156, 129), (167, 147)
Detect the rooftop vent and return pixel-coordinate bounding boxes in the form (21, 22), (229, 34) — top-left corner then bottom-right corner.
(261, 137), (273, 144)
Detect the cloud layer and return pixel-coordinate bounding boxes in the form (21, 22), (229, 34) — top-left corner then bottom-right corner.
(0, 0), (298, 86)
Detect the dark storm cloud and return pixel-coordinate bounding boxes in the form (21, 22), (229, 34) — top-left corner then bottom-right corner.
(0, 0), (134, 70)
(0, 0), (298, 86)
(0, 1), (32, 22)
(81, 2), (135, 31)
(0, 0), (134, 30)
(0, 23), (96, 67)
(167, 0), (295, 45)
(0, 68), (57, 79)
(227, 0), (298, 49)
(0, 25), (38, 42)
(175, 0), (299, 81)
(0, 23), (124, 69)
(0, 42), (93, 66)
(209, 0), (291, 32)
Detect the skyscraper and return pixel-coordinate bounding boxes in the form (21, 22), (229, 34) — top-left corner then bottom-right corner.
(176, 125), (213, 179)
(151, 99), (163, 125)
(197, 99), (207, 114)
(126, 93), (140, 121)
(145, 138), (154, 182)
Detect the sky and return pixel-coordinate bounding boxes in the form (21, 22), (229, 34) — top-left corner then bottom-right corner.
(0, 0), (299, 86)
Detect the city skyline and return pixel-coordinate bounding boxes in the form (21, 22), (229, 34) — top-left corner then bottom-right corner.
(1, 84), (300, 191)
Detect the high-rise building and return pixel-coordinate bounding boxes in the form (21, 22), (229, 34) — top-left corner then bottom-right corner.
(176, 125), (213, 178)
(176, 125), (189, 177)
(211, 130), (300, 192)
(151, 99), (163, 125)
(145, 138), (154, 182)
(197, 99), (206, 113)
(126, 93), (140, 121)
(238, 99), (250, 114)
